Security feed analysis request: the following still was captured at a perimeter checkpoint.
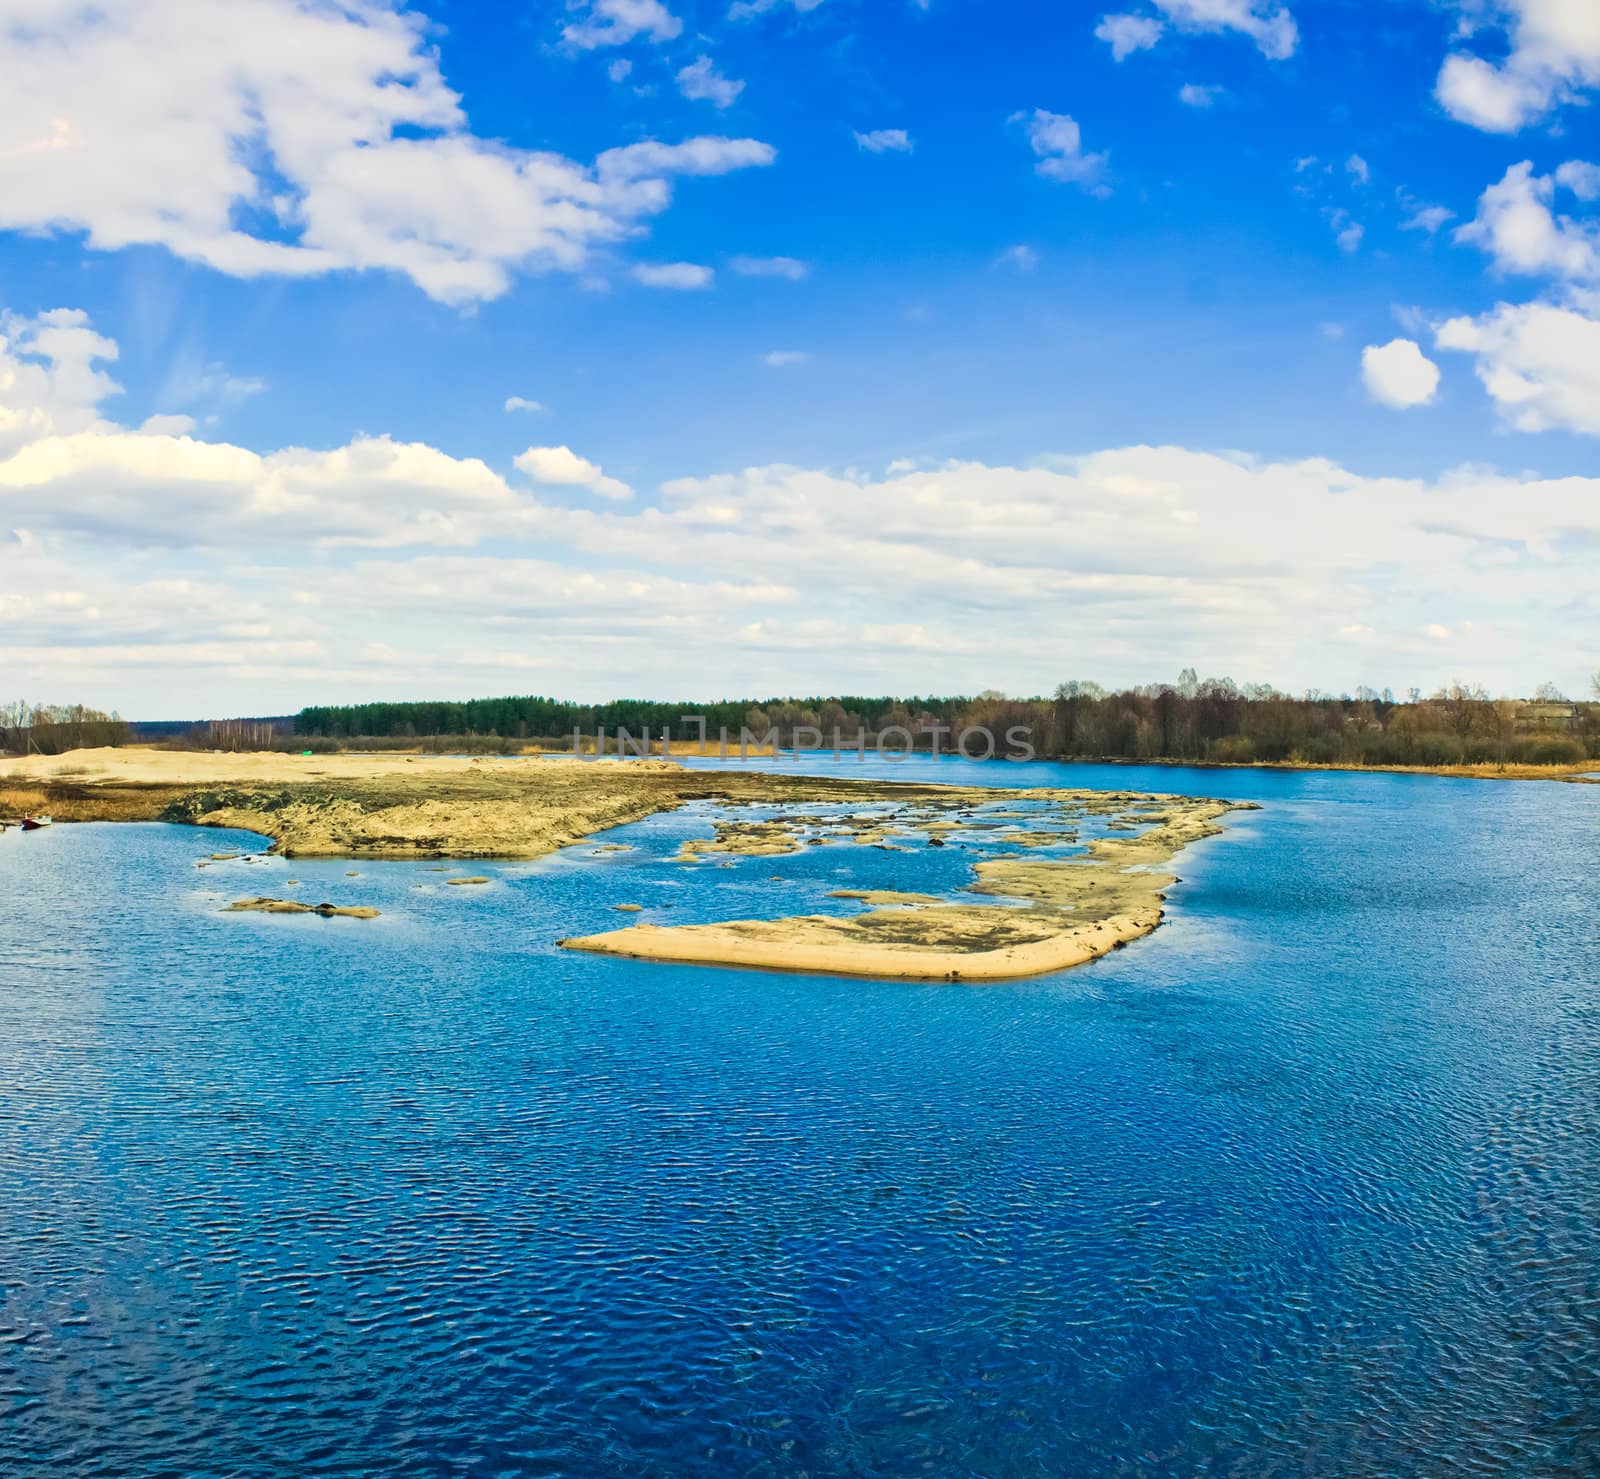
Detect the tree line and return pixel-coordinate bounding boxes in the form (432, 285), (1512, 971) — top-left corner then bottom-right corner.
(293, 695), (970, 744)
(295, 672), (1600, 766)
(0, 702), (131, 756)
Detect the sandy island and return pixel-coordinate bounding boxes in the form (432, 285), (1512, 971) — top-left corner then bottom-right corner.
(561, 792), (1243, 981)
(1, 747), (1251, 982)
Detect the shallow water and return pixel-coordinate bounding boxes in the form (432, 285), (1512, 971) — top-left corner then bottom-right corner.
(2, 759), (1598, 1477)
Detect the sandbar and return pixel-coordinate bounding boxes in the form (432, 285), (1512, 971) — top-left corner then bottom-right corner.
(4, 746), (1251, 981)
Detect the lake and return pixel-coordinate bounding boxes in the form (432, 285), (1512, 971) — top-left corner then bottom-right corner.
(2, 757), (1597, 1476)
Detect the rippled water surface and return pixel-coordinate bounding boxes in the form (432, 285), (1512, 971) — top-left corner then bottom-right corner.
(2, 759), (1598, 1477)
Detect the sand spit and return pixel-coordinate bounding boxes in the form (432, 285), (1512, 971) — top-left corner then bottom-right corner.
(565, 794), (1251, 982)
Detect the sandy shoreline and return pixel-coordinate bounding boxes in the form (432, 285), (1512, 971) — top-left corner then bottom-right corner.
(2, 747), (1248, 982)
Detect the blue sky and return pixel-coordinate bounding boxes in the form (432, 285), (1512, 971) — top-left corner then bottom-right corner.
(1, 0), (1598, 714)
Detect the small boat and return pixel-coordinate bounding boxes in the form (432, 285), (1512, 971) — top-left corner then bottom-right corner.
(20, 815), (52, 831)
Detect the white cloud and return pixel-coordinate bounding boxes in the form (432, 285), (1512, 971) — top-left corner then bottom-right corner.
(676, 55), (745, 108)
(762, 350), (810, 366)
(1456, 161), (1600, 283)
(0, 0), (771, 305)
(854, 128), (914, 154)
(1157, 0), (1297, 57)
(596, 137), (776, 181)
(0, 428), (525, 549)
(1436, 300), (1600, 435)
(504, 397), (546, 414)
(160, 360), (267, 409)
(1435, 0), (1600, 132)
(514, 445), (633, 500)
(1016, 110), (1111, 194)
(1178, 83), (1222, 107)
(0, 308), (122, 455)
(1403, 203), (1455, 235)
(1361, 339), (1442, 408)
(729, 0), (827, 17)
(730, 255), (810, 279)
(632, 261), (715, 289)
(994, 244), (1040, 273)
(1556, 160), (1600, 201)
(1392, 304), (1430, 335)
(1346, 154), (1370, 185)
(139, 414), (198, 437)
(1095, 14), (1164, 59)
(1104, 0), (1297, 60)
(1325, 208), (1364, 253)
(608, 59), (634, 82)
(563, 0), (683, 49)
(9, 303), (1600, 708)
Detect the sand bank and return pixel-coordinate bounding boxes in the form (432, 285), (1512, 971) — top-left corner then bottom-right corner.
(564, 794), (1248, 981)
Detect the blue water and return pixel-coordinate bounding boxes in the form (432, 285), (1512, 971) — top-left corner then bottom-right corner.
(2, 758), (1598, 1477)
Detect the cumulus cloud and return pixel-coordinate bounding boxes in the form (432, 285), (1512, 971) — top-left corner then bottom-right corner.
(7, 303), (1600, 708)
(1178, 83), (1222, 107)
(1456, 161), (1600, 283)
(1016, 110), (1111, 194)
(1556, 160), (1600, 200)
(140, 414), (199, 437)
(1435, 0), (1600, 132)
(1097, 1), (1296, 61)
(729, 255), (810, 279)
(504, 397), (546, 414)
(514, 445), (633, 500)
(676, 55), (745, 108)
(1095, 13), (1164, 59)
(632, 261), (715, 289)
(1436, 301), (1600, 435)
(1361, 339), (1442, 408)
(0, 427), (524, 549)
(1155, 0), (1297, 57)
(563, 0), (683, 49)
(0, 309), (123, 455)
(853, 129), (914, 154)
(0, 0), (772, 305)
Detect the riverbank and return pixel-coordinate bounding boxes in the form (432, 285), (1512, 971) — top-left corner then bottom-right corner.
(1060, 754), (1599, 782)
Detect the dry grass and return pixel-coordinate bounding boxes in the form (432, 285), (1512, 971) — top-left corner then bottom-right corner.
(0, 780), (187, 824)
